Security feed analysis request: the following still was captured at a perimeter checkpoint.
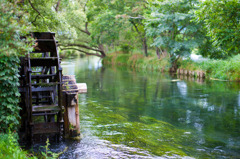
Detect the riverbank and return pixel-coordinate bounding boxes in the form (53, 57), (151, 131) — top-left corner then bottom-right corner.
(0, 133), (36, 159)
(103, 53), (240, 81)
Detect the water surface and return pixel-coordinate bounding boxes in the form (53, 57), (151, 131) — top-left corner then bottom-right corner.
(58, 56), (240, 158)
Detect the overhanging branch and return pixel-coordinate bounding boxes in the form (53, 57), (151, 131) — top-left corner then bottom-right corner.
(60, 47), (103, 57)
(28, 0), (44, 24)
(60, 43), (104, 53)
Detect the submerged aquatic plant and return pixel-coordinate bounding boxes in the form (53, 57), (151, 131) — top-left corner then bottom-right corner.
(80, 101), (196, 157)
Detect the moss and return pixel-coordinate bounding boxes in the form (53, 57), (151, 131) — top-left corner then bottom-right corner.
(80, 101), (196, 157)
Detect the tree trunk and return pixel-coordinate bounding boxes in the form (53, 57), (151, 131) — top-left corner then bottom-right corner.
(156, 47), (160, 59)
(142, 37), (148, 57)
(98, 44), (106, 58)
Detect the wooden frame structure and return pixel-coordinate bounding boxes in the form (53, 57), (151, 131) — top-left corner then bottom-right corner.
(19, 32), (63, 142)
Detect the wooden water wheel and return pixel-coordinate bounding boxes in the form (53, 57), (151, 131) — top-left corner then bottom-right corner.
(19, 32), (63, 142)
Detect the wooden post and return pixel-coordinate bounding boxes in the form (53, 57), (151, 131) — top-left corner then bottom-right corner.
(62, 75), (87, 138)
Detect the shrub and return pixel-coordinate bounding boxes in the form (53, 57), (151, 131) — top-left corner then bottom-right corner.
(120, 43), (133, 54)
(0, 133), (36, 159)
(0, 0), (33, 132)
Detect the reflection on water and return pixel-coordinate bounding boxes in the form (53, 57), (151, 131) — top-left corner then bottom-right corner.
(57, 56), (240, 158)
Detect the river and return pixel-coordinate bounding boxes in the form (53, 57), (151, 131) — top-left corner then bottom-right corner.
(51, 56), (240, 158)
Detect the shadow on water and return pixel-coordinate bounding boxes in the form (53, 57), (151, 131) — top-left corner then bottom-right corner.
(41, 56), (240, 158)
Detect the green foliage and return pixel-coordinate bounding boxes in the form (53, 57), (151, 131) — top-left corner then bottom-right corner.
(120, 43), (133, 54)
(0, 133), (37, 159)
(177, 58), (201, 71)
(0, 0), (33, 132)
(0, 55), (21, 131)
(145, 0), (202, 62)
(177, 55), (240, 81)
(82, 101), (193, 157)
(23, 0), (66, 32)
(40, 138), (66, 159)
(0, 0), (33, 56)
(103, 53), (171, 71)
(86, 0), (126, 45)
(199, 55), (240, 81)
(195, 0), (240, 56)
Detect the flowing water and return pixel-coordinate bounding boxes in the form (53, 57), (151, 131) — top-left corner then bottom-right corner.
(51, 56), (240, 158)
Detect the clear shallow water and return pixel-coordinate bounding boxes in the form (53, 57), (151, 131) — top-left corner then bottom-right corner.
(56, 56), (240, 158)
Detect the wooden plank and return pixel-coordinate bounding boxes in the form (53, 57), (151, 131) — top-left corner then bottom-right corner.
(32, 104), (59, 112)
(62, 79), (76, 85)
(76, 83), (87, 93)
(62, 84), (78, 90)
(62, 75), (76, 81)
(68, 107), (76, 126)
(35, 39), (55, 42)
(32, 74), (56, 79)
(31, 82), (62, 87)
(32, 32), (55, 39)
(32, 122), (60, 135)
(30, 57), (58, 67)
(32, 87), (54, 92)
(32, 95), (51, 99)
(32, 112), (57, 116)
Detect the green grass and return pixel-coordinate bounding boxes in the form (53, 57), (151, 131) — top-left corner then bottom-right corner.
(104, 52), (240, 81)
(103, 52), (171, 72)
(199, 55), (240, 81)
(0, 133), (65, 159)
(176, 55), (240, 81)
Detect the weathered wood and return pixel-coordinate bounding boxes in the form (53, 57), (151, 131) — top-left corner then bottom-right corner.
(18, 32), (64, 143)
(77, 83), (87, 93)
(62, 75), (87, 138)
(31, 74), (57, 79)
(18, 32), (88, 143)
(30, 58), (58, 67)
(32, 87), (54, 92)
(32, 122), (60, 135)
(32, 104), (59, 112)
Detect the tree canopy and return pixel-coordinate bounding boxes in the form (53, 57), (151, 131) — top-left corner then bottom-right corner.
(2, 0), (240, 60)
(195, 0), (240, 57)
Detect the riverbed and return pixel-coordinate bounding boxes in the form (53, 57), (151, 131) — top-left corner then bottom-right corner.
(52, 56), (240, 158)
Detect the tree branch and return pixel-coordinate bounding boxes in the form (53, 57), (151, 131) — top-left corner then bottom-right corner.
(28, 0), (44, 24)
(55, 0), (61, 12)
(59, 43), (103, 53)
(60, 47), (103, 57)
(130, 20), (140, 34)
(76, 22), (91, 35)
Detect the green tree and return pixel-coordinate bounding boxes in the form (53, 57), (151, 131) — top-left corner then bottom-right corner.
(118, 0), (149, 56)
(195, 0), (240, 57)
(0, 0), (32, 132)
(84, 0), (150, 56)
(144, 0), (203, 69)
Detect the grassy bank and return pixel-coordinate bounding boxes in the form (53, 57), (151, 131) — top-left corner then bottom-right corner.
(102, 52), (171, 72)
(0, 133), (63, 159)
(103, 53), (240, 81)
(0, 133), (36, 159)
(178, 54), (240, 81)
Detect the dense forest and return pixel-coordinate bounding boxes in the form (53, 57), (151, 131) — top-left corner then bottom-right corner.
(0, 0), (239, 158)
(2, 0), (239, 59)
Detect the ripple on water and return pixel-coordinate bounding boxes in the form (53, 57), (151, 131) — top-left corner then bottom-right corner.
(59, 136), (195, 159)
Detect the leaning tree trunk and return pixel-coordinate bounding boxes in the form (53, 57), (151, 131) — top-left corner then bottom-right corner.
(98, 44), (106, 58)
(142, 37), (148, 57)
